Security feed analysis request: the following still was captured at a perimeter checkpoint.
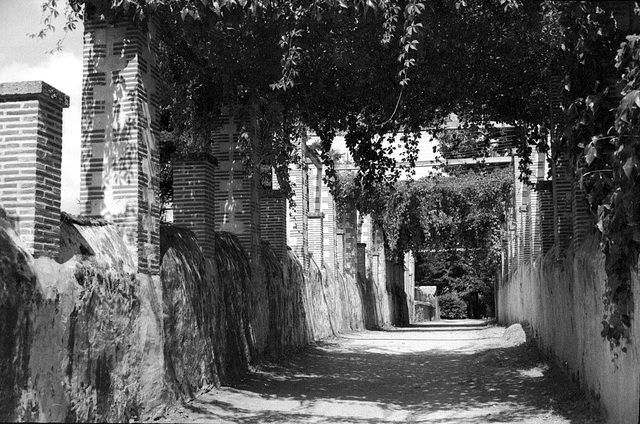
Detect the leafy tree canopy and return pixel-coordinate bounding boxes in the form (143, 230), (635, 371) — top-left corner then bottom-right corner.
(381, 167), (512, 255)
(41, 0), (559, 198)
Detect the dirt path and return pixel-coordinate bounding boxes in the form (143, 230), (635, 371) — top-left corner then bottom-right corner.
(160, 322), (604, 423)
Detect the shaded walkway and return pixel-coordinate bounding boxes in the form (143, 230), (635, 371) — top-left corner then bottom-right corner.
(161, 323), (604, 423)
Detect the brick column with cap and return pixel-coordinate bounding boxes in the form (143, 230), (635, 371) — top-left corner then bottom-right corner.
(80, 17), (161, 274)
(0, 81), (69, 258)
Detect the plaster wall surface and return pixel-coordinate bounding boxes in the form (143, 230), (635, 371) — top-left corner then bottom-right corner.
(497, 235), (640, 424)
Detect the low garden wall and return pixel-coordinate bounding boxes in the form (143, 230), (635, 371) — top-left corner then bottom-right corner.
(497, 235), (640, 424)
(0, 210), (405, 422)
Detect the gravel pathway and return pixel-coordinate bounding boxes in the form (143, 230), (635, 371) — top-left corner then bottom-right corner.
(161, 322), (604, 423)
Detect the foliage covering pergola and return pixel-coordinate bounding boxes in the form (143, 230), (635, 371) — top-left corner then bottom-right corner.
(40, 0), (556, 196)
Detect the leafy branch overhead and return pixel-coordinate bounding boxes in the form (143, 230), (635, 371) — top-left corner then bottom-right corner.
(41, 0), (552, 199)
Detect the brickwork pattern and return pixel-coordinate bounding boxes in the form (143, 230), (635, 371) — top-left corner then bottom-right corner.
(356, 242), (366, 279)
(321, 179), (337, 273)
(336, 229), (345, 274)
(571, 178), (592, 247)
(287, 158), (309, 268)
(172, 159), (216, 258)
(80, 19), (161, 274)
(339, 204), (358, 277)
(308, 213), (323, 264)
(308, 157), (322, 214)
(0, 81), (69, 258)
(554, 152), (573, 254)
(210, 106), (261, 261)
(260, 189), (287, 261)
(538, 181), (554, 254)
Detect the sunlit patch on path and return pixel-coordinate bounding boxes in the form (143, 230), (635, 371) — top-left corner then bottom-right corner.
(161, 322), (604, 423)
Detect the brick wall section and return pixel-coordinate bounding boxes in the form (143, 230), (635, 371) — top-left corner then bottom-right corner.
(360, 214), (372, 247)
(571, 178), (592, 247)
(80, 19), (161, 274)
(404, 251), (415, 319)
(530, 149), (547, 258)
(549, 75), (573, 257)
(172, 158), (216, 259)
(339, 204), (358, 278)
(553, 152), (573, 254)
(0, 81), (69, 258)
(321, 179), (337, 273)
(307, 155), (322, 214)
(287, 152), (308, 268)
(336, 228), (345, 274)
(538, 181), (555, 254)
(308, 213), (323, 264)
(260, 189), (286, 261)
(356, 242), (366, 279)
(512, 156), (526, 264)
(371, 225), (386, 287)
(210, 106), (261, 261)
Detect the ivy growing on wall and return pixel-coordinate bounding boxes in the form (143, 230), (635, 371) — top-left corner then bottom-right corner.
(552, 2), (640, 347)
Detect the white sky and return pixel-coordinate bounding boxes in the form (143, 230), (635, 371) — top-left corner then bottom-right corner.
(0, 0), (84, 213)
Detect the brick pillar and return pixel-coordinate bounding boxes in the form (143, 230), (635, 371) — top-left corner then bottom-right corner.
(360, 214), (373, 247)
(539, 181), (555, 254)
(307, 155), (323, 266)
(80, 18), (161, 274)
(571, 178), (592, 247)
(260, 189), (287, 261)
(340, 203), (358, 277)
(172, 157), (216, 259)
(0, 81), (69, 258)
(549, 75), (572, 257)
(513, 155), (526, 264)
(553, 152), (573, 255)
(372, 225), (386, 286)
(404, 250), (415, 320)
(308, 212), (324, 265)
(529, 150), (542, 259)
(321, 179), (337, 273)
(372, 253), (380, 284)
(211, 106), (261, 261)
(287, 142), (308, 268)
(356, 242), (366, 279)
(522, 184), (532, 262)
(336, 228), (345, 274)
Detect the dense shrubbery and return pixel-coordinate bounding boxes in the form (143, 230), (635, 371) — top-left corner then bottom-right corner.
(438, 292), (467, 319)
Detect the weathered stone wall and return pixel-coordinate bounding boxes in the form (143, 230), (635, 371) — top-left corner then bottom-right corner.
(497, 235), (640, 424)
(0, 212), (168, 423)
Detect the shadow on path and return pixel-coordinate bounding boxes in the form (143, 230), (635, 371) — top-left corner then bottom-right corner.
(161, 326), (604, 423)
